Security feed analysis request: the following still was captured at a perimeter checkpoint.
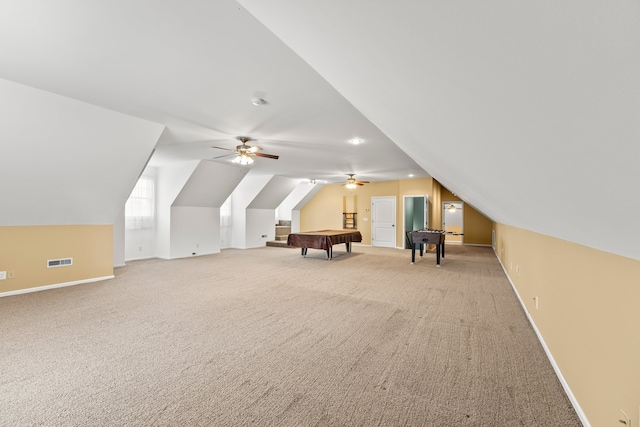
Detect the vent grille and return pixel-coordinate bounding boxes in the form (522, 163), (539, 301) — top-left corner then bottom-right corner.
(47, 258), (73, 268)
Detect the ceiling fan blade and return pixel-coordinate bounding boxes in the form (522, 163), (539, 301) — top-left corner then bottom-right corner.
(211, 145), (233, 151)
(357, 180), (370, 184)
(212, 154), (232, 159)
(254, 152), (279, 159)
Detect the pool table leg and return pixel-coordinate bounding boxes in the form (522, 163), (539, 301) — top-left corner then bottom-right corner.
(301, 248), (307, 257)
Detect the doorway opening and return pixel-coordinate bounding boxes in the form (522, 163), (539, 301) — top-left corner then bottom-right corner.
(442, 201), (463, 244)
(403, 195), (429, 249)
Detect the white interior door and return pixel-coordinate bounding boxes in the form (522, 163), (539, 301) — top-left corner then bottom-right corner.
(372, 196), (396, 247)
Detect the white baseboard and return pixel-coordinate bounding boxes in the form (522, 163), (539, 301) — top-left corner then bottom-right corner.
(494, 249), (590, 427)
(155, 251), (220, 261)
(123, 255), (157, 262)
(0, 275), (115, 298)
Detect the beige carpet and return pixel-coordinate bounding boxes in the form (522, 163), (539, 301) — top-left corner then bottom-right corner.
(0, 245), (581, 426)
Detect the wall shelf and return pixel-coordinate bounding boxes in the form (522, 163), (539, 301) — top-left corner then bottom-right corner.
(343, 212), (357, 229)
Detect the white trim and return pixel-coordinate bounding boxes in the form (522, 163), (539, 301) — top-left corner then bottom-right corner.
(0, 275), (115, 298)
(494, 249), (590, 427)
(463, 243), (492, 247)
(123, 255), (157, 262)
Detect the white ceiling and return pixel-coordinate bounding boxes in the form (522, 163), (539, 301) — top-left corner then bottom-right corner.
(236, 0), (640, 260)
(1, 1), (639, 260)
(0, 0), (426, 184)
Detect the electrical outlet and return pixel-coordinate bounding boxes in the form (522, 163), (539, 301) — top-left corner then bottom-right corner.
(8, 271), (15, 279)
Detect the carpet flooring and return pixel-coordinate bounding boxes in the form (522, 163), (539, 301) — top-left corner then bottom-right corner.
(0, 245), (581, 426)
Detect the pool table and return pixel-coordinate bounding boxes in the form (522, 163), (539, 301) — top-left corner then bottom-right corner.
(287, 230), (362, 259)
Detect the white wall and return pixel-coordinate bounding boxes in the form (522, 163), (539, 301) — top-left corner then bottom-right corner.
(290, 183), (324, 232)
(220, 196), (233, 249)
(230, 172), (273, 249)
(123, 167), (158, 262)
(291, 210), (301, 233)
(113, 208), (125, 267)
(246, 209), (277, 248)
(125, 228), (157, 261)
(170, 206), (220, 258)
(156, 161), (200, 259)
(0, 77), (163, 226)
(276, 181), (317, 221)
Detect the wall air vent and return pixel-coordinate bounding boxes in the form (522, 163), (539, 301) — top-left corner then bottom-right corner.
(47, 258), (73, 268)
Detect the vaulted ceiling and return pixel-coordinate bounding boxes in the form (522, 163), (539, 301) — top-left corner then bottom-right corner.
(1, 1), (638, 260)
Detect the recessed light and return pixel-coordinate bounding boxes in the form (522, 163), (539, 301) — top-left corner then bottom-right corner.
(252, 97), (267, 106)
(349, 138), (363, 145)
(408, 174), (414, 177)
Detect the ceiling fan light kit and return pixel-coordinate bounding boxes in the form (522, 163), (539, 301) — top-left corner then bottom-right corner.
(212, 136), (279, 165)
(343, 173), (369, 188)
(232, 154), (254, 165)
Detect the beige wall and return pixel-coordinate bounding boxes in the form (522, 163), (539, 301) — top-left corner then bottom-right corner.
(463, 206), (492, 245)
(301, 179), (407, 245)
(0, 225), (114, 294)
(440, 187), (492, 246)
(300, 178), (492, 247)
(431, 179), (442, 229)
(494, 223), (640, 427)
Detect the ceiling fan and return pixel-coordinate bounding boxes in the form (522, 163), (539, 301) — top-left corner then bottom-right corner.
(342, 174), (369, 189)
(211, 136), (279, 165)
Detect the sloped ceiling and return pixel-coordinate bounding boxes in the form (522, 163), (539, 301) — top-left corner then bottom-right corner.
(0, 0), (426, 186)
(173, 161), (248, 208)
(1, 1), (638, 260)
(0, 78), (163, 225)
(237, 0), (640, 260)
(247, 176), (301, 209)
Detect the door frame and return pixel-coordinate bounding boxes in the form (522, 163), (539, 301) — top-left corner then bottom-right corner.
(402, 195), (429, 249)
(442, 201), (464, 244)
